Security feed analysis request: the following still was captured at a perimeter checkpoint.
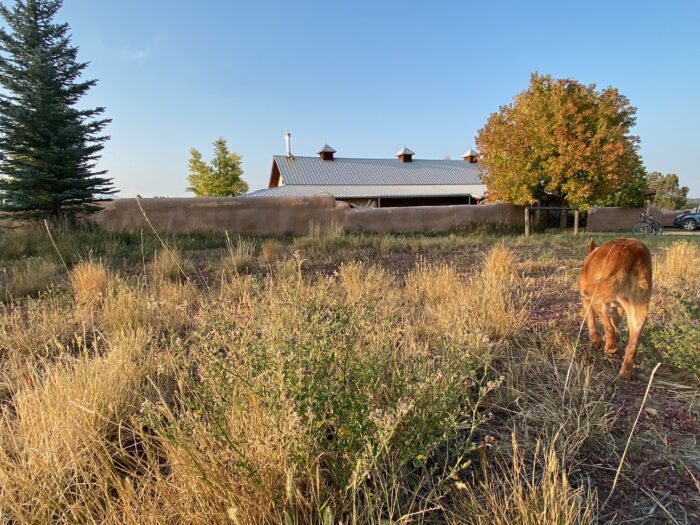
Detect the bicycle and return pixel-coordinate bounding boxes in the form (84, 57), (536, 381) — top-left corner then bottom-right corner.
(632, 212), (663, 235)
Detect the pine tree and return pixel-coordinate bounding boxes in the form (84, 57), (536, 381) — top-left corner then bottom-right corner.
(0, 0), (114, 221)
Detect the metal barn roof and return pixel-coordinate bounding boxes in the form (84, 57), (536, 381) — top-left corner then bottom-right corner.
(271, 155), (483, 186)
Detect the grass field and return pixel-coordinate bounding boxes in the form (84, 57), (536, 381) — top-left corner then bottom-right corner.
(0, 225), (698, 524)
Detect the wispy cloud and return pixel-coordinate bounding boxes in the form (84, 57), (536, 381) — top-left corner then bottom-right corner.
(128, 48), (150, 61)
(122, 46), (151, 62)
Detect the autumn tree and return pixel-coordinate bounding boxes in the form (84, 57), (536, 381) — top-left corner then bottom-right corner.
(186, 138), (248, 197)
(646, 171), (688, 210)
(476, 73), (644, 209)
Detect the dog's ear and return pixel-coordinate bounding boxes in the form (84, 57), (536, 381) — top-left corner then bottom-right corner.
(588, 239), (598, 253)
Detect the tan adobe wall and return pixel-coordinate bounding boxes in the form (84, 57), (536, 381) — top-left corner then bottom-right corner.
(92, 196), (346, 235)
(344, 202), (522, 233)
(92, 196), (524, 235)
(587, 206), (681, 232)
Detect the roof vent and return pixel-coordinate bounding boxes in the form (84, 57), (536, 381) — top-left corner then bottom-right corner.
(462, 149), (478, 163)
(285, 132), (293, 158)
(318, 144), (336, 161)
(396, 146), (414, 163)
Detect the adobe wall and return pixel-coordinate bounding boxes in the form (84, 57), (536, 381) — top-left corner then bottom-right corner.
(93, 196), (346, 235)
(3, 198), (684, 235)
(587, 206), (680, 232)
(92, 196), (525, 235)
(344, 202), (523, 233)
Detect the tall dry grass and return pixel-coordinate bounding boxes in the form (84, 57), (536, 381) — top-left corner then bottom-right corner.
(405, 246), (530, 345)
(150, 247), (189, 282)
(449, 434), (597, 525)
(70, 260), (110, 305)
(0, 330), (151, 523)
(654, 240), (700, 293)
(224, 235), (256, 273)
(5, 234), (695, 523)
(2, 258), (60, 299)
(260, 240), (284, 264)
(308, 216), (344, 239)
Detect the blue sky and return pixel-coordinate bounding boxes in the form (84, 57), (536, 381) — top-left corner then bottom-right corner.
(58, 0), (700, 197)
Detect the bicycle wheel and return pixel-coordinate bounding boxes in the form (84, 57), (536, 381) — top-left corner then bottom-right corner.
(632, 222), (652, 235)
(652, 221), (663, 235)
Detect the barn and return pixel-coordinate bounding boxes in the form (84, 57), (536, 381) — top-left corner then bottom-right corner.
(245, 138), (487, 208)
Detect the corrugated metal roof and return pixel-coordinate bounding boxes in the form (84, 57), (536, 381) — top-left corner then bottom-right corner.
(244, 184), (486, 199)
(273, 155), (483, 186)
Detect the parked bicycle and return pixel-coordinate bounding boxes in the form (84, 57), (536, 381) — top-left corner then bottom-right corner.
(632, 212), (663, 235)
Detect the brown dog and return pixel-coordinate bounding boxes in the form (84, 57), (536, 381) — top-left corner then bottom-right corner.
(579, 238), (652, 380)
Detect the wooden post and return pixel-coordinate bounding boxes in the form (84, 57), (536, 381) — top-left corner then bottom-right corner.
(573, 210), (579, 235)
(524, 207), (530, 237)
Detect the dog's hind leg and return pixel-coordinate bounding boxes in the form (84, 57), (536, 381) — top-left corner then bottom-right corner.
(617, 299), (649, 381)
(583, 297), (601, 351)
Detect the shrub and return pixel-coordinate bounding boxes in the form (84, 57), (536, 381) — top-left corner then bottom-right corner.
(142, 262), (497, 521)
(648, 297), (700, 379)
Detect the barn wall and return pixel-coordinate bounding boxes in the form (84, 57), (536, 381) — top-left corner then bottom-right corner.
(92, 196), (524, 235)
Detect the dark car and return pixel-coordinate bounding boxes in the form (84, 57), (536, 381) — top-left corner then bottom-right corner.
(673, 206), (700, 231)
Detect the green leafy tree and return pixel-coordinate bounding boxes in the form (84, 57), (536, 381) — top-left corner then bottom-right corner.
(187, 138), (248, 197)
(476, 73), (643, 209)
(603, 168), (647, 208)
(0, 0), (113, 221)
(646, 171), (689, 210)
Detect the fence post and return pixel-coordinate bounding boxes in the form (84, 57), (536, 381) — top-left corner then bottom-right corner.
(524, 207), (530, 237)
(573, 210), (579, 235)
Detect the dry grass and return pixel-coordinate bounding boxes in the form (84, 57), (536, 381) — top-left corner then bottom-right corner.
(450, 434), (597, 525)
(224, 235), (256, 273)
(0, 232), (696, 523)
(654, 240), (700, 292)
(260, 239), (284, 264)
(150, 248), (187, 282)
(308, 216), (344, 238)
(2, 258), (60, 299)
(70, 260), (110, 305)
(0, 330), (151, 523)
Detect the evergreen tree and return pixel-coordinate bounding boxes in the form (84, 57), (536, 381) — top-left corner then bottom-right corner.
(0, 0), (113, 221)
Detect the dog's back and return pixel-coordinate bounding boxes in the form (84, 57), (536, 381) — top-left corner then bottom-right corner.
(580, 238), (652, 306)
(579, 238), (652, 380)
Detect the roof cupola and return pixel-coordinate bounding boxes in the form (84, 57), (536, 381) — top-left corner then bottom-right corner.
(462, 149), (478, 163)
(318, 144), (336, 161)
(396, 146), (414, 163)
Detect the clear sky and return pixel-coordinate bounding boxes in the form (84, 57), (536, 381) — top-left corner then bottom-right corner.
(57, 0), (700, 197)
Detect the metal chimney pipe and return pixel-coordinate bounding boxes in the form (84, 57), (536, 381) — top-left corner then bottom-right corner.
(285, 132), (292, 158)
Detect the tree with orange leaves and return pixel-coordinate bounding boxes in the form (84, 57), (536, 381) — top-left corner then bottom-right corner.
(476, 73), (644, 209)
